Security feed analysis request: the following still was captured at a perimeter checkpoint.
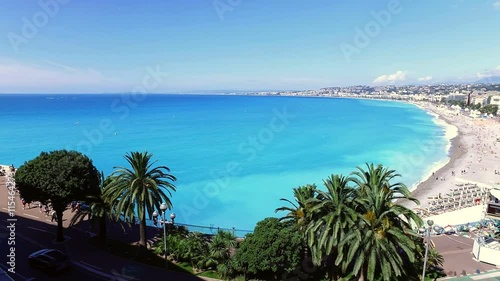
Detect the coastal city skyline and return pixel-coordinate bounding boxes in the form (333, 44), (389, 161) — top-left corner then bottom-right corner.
(1, 1), (500, 93)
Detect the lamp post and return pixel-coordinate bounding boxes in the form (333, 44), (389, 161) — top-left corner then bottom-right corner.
(152, 211), (158, 228)
(420, 220), (434, 281)
(159, 203), (176, 270)
(159, 203), (168, 269)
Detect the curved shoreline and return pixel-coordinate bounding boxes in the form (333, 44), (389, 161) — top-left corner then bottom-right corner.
(406, 114), (466, 208)
(407, 103), (458, 191)
(401, 102), (500, 210)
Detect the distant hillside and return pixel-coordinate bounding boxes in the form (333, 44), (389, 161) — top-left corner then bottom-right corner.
(476, 76), (500, 84)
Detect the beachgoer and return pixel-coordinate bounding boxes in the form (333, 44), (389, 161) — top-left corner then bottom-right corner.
(21, 198), (26, 210)
(51, 211), (57, 222)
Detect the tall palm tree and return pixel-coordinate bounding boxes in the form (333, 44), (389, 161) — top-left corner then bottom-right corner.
(102, 152), (177, 248)
(342, 163), (423, 281)
(305, 175), (357, 280)
(275, 184), (317, 231)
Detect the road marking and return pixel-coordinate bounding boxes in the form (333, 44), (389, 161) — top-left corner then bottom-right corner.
(73, 261), (133, 281)
(442, 235), (474, 246)
(1, 208), (8, 211)
(23, 213), (39, 219)
(27, 226), (52, 234)
(0, 262), (28, 280)
(80, 261), (102, 270)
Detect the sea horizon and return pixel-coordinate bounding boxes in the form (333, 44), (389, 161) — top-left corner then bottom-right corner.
(0, 94), (450, 235)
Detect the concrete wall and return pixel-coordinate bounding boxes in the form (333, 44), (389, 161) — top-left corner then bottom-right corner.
(473, 239), (500, 266)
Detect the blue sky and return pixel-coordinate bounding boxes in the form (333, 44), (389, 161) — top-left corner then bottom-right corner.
(0, 0), (499, 93)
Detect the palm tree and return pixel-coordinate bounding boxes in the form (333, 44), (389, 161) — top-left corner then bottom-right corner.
(206, 230), (237, 268)
(275, 184), (317, 231)
(426, 247), (444, 269)
(102, 152), (177, 248)
(69, 172), (113, 244)
(182, 232), (209, 269)
(342, 163), (423, 281)
(305, 175), (357, 280)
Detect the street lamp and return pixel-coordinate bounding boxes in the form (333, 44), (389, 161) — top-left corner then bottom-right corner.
(420, 220), (434, 281)
(159, 203), (168, 269)
(159, 203), (176, 270)
(152, 211), (158, 228)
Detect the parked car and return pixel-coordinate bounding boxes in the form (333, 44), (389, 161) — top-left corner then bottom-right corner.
(28, 249), (71, 274)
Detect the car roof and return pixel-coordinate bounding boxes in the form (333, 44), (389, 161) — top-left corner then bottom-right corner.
(29, 249), (65, 257)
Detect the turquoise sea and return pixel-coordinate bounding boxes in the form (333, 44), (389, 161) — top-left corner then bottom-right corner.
(0, 94), (448, 235)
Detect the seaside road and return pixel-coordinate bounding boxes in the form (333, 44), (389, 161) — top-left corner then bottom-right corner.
(0, 224), (108, 281)
(0, 211), (216, 281)
(0, 176), (213, 281)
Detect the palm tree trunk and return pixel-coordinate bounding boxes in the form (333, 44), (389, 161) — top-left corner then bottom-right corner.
(139, 205), (147, 248)
(358, 270), (364, 281)
(99, 216), (107, 244)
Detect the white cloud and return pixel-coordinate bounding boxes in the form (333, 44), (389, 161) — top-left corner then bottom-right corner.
(372, 71), (407, 84)
(0, 58), (126, 93)
(476, 65), (500, 78)
(494, 1), (500, 10)
(418, 76), (433, 81)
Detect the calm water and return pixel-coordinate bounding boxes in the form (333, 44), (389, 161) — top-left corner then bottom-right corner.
(0, 94), (448, 235)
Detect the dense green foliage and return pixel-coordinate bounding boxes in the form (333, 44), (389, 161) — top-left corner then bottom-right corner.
(102, 151), (177, 247)
(275, 184), (317, 231)
(153, 228), (237, 278)
(479, 104), (498, 115)
(233, 218), (303, 280)
(15, 150), (100, 241)
(272, 163), (432, 281)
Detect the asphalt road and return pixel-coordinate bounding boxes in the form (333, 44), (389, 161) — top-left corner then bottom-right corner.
(0, 221), (107, 281)
(432, 234), (498, 276)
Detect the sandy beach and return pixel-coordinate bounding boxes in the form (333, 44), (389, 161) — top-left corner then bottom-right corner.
(403, 102), (500, 217)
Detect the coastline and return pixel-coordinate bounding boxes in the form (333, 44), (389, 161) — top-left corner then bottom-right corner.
(400, 101), (500, 210)
(407, 102), (459, 192)
(2, 95), (499, 220)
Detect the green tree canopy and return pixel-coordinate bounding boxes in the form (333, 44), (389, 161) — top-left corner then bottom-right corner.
(15, 150), (100, 241)
(480, 104), (498, 116)
(233, 217), (302, 280)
